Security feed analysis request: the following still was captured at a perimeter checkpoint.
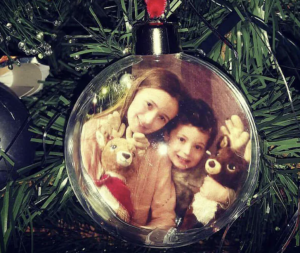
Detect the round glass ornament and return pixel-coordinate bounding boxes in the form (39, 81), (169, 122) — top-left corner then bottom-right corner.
(65, 52), (259, 247)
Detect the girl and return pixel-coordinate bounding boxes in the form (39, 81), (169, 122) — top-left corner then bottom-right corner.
(81, 68), (185, 229)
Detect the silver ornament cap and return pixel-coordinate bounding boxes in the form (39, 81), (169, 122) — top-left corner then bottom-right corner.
(132, 22), (182, 55)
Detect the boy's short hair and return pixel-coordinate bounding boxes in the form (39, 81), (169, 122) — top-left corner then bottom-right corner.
(166, 98), (217, 149)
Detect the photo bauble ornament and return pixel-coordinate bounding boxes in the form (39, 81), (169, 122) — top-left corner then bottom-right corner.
(65, 3), (259, 248)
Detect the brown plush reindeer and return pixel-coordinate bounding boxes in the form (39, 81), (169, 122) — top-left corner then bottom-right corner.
(94, 128), (137, 223)
(181, 135), (248, 229)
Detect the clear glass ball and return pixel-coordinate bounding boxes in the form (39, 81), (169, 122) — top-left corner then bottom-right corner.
(65, 53), (259, 247)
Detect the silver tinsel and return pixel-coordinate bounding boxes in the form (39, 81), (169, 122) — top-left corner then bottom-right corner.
(36, 32), (44, 40)
(53, 20), (62, 26)
(30, 49), (38, 55)
(75, 65), (81, 71)
(73, 55), (80, 60)
(11, 30), (17, 36)
(45, 50), (53, 56)
(44, 44), (51, 50)
(6, 23), (12, 29)
(25, 3), (34, 20)
(16, 59), (21, 66)
(18, 42), (25, 49)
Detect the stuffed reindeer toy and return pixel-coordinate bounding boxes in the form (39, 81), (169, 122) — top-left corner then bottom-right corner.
(181, 135), (248, 229)
(94, 128), (137, 223)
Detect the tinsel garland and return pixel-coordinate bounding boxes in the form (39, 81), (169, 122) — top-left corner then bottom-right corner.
(0, 1), (300, 253)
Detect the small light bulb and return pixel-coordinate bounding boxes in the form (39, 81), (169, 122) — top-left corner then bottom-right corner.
(119, 73), (133, 89)
(93, 95), (97, 104)
(102, 87), (108, 95)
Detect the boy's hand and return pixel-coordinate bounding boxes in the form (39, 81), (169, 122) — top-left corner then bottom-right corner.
(126, 127), (150, 156)
(200, 176), (229, 204)
(220, 115), (249, 152)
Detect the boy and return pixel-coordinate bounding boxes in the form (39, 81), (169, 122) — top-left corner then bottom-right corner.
(164, 98), (219, 222)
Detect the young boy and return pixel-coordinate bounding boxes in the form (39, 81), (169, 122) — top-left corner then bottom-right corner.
(164, 98), (230, 226)
(164, 98), (250, 229)
(165, 99), (244, 229)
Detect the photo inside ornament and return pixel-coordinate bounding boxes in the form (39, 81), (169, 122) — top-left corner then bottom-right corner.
(65, 53), (259, 247)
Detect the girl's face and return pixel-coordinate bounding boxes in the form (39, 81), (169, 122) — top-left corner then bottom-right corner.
(166, 124), (210, 170)
(127, 88), (179, 134)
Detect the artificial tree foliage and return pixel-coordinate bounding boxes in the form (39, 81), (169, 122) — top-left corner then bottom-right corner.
(0, 1), (299, 253)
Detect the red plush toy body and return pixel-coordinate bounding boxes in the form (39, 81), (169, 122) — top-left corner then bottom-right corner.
(95, 173), (134, 222)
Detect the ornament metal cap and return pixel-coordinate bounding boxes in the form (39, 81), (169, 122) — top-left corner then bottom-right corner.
(132, 22), (182, 55)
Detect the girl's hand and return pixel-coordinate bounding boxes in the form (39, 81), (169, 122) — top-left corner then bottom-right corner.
(220, 115), (249, 152)
(200, 176), (229, 204)
(126, 127), (150, 156)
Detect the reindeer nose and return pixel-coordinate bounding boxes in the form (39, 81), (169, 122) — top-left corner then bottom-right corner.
(122, 153), (131, 159)
(209, 160), (215, 168)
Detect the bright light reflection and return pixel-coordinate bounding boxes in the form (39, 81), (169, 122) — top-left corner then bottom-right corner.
(93, 95), (97, 104)
(102, 87), (108, 95)
(158, 143), (168, 156)
(153, 28), (162, 55)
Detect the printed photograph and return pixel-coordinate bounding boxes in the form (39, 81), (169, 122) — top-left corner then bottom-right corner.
(80, 54), (252, 230)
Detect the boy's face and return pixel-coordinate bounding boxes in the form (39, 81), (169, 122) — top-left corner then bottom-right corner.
(166, 124), (210, 170)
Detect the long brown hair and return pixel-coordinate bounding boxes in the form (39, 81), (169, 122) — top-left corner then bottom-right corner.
(94, 68), (185, 124)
